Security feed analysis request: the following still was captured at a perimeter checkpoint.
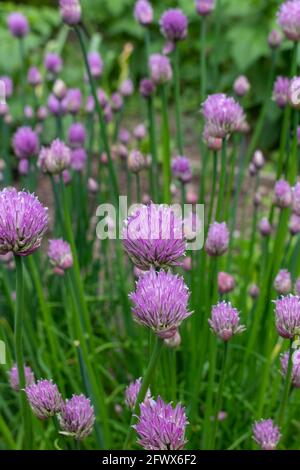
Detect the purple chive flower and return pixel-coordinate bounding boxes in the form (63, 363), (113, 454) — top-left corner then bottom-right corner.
(268, 29), (282, 49)
(123, 203), (186, 270)
(133, 124), (146, 141)
(139, 78), (155, 98)
(259, 217), (272, 236)
(172, 156), (192, 184)
(233, 75), (250, 97)
(85, 95), (95, 114)
(37, 106), (48, 121)
(249, 283), (260, 299)
(274, 294), (300, 338)
(205, 222), (229, 257)
(289, 76), (300, 108)
(25, 379), (63, 419)
(125, 378), (151, 410)
(97, 88), (109, 108)
(289, 213), (300, 235)
(87, 177), (99, 193)
(274, 269), (292, 295)
(149, 54), (172, 85)
(53, 79), (67, 100)
(128, 150), (146, 173)
(87, 51), (103, 79)
(65, 88), (81, 114)
(252, 419), (281, 450)
(59, 394), (95, 440)
(202, 94), (245, 139)
(252, 149), (265, 169)
(13, 126), (39, 159)
(0, 76), (13, 98)
(111, 92), (123, 111)
(203, 126), (223, 151)
(209, 301), (246, 341)
(71, 148), (87, 172)
(7, 13), (29, 38)
(67, 122), (86, 148)
(27, 67), (42, 87)
(195, 0), (215, 16)
(159, 9), (188, 42)
(59, 0), (82, 25)
(119, 128), (131, 144)
(274, 179), (293, 208)
(48, 94), (64, 116)
(277, 0), (300, 41)
(293, 182), (300, 215)
(281, 350), (300, 387)
(273, 76), (290, 108)
(119, 79), (134, 97)
(130, 268), (192, 338)
(218, 272), (235, 295)
(9, 364), (35, 392)
(38, 139), (71, 175)
(134, 0), (153, 25)
(44, 53), (63, 75)
(295, 277), (300, 295)
(48, 239), (73, 276)
(134, 396), (188, 450)
(18, 158), (30, 176)
(0, 188), (48, 256)
(24, 105), (34, 120)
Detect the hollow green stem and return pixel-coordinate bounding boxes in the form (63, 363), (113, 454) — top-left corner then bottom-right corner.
(147, 96), (159, 202)
(161, 85), (171, 204)
(216, 139), (227, 221)
(173, 44), (184, 154)
(278, 340), (294, 427)
(210, 341), (228, 449)
(200, 16), (207, 102)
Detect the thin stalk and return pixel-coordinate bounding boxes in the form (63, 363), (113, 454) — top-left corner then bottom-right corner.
(123, 336), (164, 449)
(161, 85), (171, 204)
(207, 151), (218, 227)
(287, 110), (299, 184)
(216, 139), (227, 221)
(278, 340), (294, 427)
(210, 341), (228, 449)
(200, 16), (207, 102)
(14, 255), (32, 450)
(173, 44), (184, 154)
(136, 173), (141, 202)
(18, 38), (26, 113)
(147, 96), (159, 201)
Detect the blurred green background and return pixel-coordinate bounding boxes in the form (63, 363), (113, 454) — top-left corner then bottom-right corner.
(0, 0), (294, 150)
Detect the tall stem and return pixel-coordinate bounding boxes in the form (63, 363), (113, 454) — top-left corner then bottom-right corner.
(216, 139), (227, 221)
(147, 96), (159, 202)
(15, 255), (32, 449)
(161, 85), (171, 204)
(278, 340), (294, 427)
(173, 44), (184, 154)
(123, 336), (164, 449)
(18, 38), (26, 114)
(200, 17), (207, 102)
(211, 341), (228, 449)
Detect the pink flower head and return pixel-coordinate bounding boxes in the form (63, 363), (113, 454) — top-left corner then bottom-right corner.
(209, 301), (246, 341)
(277, 0), (300, 41)
(48, 239), (73, 275)
(274, 294), (300, 338)
(202, 94), (245, 138)
(252, 419), (281, 450)
(205, 222), (229, 256)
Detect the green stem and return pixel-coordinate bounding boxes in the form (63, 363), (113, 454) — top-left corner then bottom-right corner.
(207, 151), (218, 227)
(200, 16), (207, 102)
(216, 139), (227, 221)
(147, 96), (159, 202)
(210, 341), (228, 449)
(14, 255), (32, 450)
(123, 336), (164, 449)
(161, 85), (171, 204)
(173, 44), (184, 154)
(18, 38), (26, 114)
(278, 340), (294, 427)
(287, 110), (299, 184)
(136, 173), (141, 202)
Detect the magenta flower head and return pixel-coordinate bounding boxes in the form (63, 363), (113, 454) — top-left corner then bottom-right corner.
(160, 9), (188, 42)
(37, 106), (48, 121)
(139, 78), (156, 98)
(295, 277), (300, 295)
(7, 13), (29, 38)
(203, 126), (223, 151)
(274, 179), (293, 208)
(281, 350), (300, 387)
(209, 301), (246, 341)
(218, 272), (235, 295)
(149, 54), (172, 85)
(25, 379), (63, 420)
(119, 79), (134, 97)
(9, 364), (35, 392)
(252, 419), (281, 450)
(59, 394), (95, 440)
(111, 92), (123, 111)
(18, 158), (30, 176)
(68, 122), (86, 148)
(293, 182), (300, 215)
(233, 75), (250, 97)
(172, 156), (192, 183)
(0, 188), (48, 256)
(277, 0), (300, 41)
(259, 217), (272, 237)
(128, 149), (146, 173)
(195, 0), (215, 16)
(289, 76), (300, 108)
(44, 53), (63, 75)
(274, 269), (292, 295)
(134, 396), (188, 450)
(122, 203), (186, 270)
(0, 76), (13, 98)
(268, 29), (282, 49)
(65, 88), (81, 114)
(205, 222), (229, 257)
(130, 268), (192, 339)
(27, 67), (42, 87)
(273, 76), (290, 108)
(87, 51), (103, 79)
(13, 126), (39, 159)
(252, 149), (265, 169)
(71, 148), (87, 172)
(59, 0), (82, 25)
(274, 294), (300, 338)
(48, 239), (73, 276)
(48, 94), (64, 116)
(202, 94), (245, 139)
(38, 139), (71, 175)
(125, 378), (151, 410)
(134, 0), (153, 25)
(133, 124), (146, 141)
(249, 283), (260, 299)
